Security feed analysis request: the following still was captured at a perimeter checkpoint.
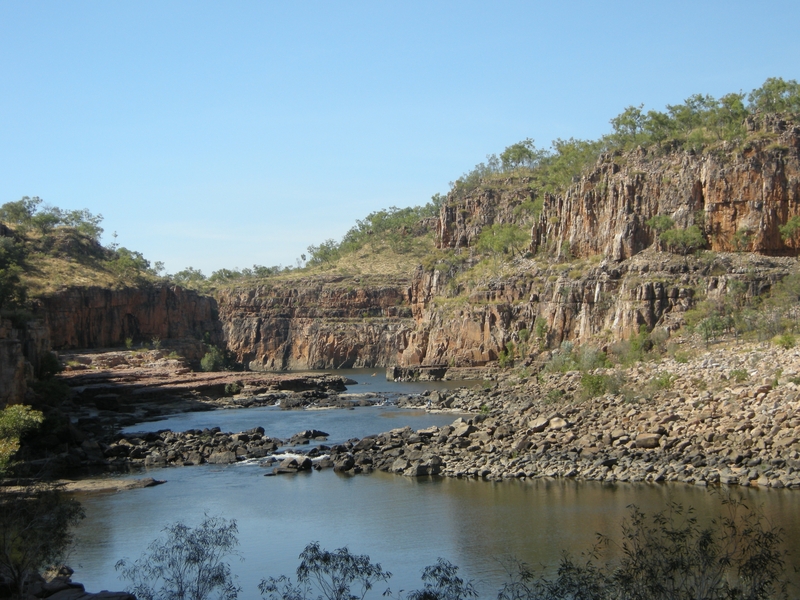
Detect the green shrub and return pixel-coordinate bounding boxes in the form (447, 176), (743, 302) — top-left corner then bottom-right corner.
(224, 382), (242, 396)
(774, 333), (796, 349)
(652, 372), (675, 390)
(580, 373), (608, 398)
(38, 351), (62, 379)
(660, 225), (706, 255)
(646, 214), (675, 234)
(200, 347), (226, 372)
(730, 369), (749, 383)
(673, 351), (690, 364)
(545, 389), (565, 404)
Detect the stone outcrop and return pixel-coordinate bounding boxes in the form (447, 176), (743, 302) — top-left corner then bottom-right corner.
(399, 251), (796, 367)
(0, 320), (29, 405)
(217, 276), (415, 370)
(18, 120), (800, 375)
(440, 115), (800, 261)
(35, 285), (221, 359)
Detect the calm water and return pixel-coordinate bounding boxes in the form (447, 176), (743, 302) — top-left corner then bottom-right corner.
(70, 376), (800, 597)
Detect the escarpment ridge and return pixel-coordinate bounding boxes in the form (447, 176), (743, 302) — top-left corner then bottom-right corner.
(17, 116), (800, 376)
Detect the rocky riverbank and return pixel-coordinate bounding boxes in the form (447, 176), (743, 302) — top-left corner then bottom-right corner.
(323, 340), (800, 488)
(79, 339), (800, 490)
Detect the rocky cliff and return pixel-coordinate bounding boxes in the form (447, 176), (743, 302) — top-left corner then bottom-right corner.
(217, 276), (415, 370)
(0, 318), (50, 405)
(440, 114), (800, 261)
(35, 285), (221, 360)
(24, 118), (800, 372)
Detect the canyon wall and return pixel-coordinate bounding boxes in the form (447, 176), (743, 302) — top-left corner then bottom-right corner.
(217, 276), (415, 370)
(0, 318), (50, 405)
(439, 115), (800, 261)
(35, 285), (221, 359)
(26, 119), (800, 372)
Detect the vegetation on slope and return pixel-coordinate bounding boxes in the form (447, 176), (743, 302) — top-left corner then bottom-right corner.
(0, 196), (164, 302)
(3, 77), (800, 297)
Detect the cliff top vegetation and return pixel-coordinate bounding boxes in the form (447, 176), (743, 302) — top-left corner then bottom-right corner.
(186, 76), (800, 291)
(3, 77), (800, 298)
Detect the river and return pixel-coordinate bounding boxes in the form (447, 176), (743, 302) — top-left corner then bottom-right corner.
(69, 373), (800, 597)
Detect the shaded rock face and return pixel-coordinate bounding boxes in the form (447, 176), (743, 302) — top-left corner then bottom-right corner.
(217, 277), (416, 370)
(36, 285), (221, 357)
(0, 318), (51, 406)
(0, 320), (28, 405)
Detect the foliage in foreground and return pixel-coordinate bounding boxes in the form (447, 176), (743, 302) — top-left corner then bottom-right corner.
(0, 483), (85, 600)
(499, 498), (788, 600)
(118, 496), (790, 600)
(259, 542), (393, 600)
(0, 405), (44, 474)
(115, 515), (241, 600)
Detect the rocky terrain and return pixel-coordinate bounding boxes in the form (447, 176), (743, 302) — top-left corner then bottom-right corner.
(330, 340), (800, 488)
(61, 338), (799, 490)
(4, 107), (800, 495)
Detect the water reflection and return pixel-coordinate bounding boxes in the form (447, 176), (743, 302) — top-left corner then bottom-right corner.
(71, 466), (800, 597)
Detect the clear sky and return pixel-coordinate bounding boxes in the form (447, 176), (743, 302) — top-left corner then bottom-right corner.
(1, 1), (798, 275)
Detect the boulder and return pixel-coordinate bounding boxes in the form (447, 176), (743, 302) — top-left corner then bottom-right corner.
(635, 433), (662, 449)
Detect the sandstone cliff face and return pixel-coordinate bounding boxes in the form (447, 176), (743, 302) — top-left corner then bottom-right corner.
(399, 254), (790, 368)
(437, 182), (533, 249)
(440, 118), (800, 261)
(217, 276), (416, 370)
(0, 320), (28, 405)
(36, 285), (221, 358)
(26, 122), (800, 373)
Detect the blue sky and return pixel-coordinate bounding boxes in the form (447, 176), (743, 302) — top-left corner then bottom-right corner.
(1, 1), (798, 275)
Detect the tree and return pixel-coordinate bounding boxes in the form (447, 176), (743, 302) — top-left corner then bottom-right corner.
(476, 224), (528, 257)
(609, 104), (645, 147)
(645, 214), (675, 235)
(108, 247), (153, 279)
(0, 405), (44, 474)
(116, 516), (241, 600)
(200, 346), (226, 372)
(259, 542), (392, 600)
(660, 225), (705, 255)
(0, 237), (26, 310)
(708, 93), (747, 140)
(406, 558), (477, 600)
(748, 77), (800, 114)
(173, 267), (208, 287)
(0, 484), (85, 600)
(778, 215), (800, 251)
(500, 139), (542, 171)
(61, 208), (104, 242)
(642, 109), (674, 145)
(0, 197), (42, 231)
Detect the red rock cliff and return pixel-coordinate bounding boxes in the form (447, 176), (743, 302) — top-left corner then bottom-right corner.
(35, 285), (221, 356)
(217, 276), (416, 370)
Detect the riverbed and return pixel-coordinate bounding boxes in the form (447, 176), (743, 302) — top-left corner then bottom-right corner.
(70, 388), (800, 598)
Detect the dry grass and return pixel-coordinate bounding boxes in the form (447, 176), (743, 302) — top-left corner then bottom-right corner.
(22, 253), (156, 296)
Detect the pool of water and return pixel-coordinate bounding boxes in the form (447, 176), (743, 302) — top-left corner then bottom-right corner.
(72, 401), (800, 598)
